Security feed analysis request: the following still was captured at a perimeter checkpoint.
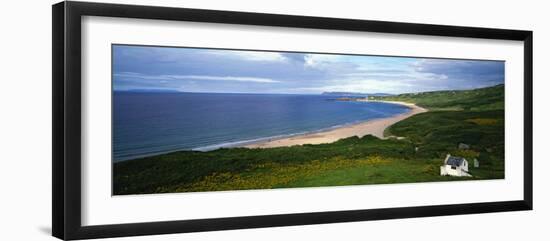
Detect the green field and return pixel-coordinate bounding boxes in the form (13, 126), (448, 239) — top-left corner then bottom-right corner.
(371, 84), (504, 111)
(113, 85), (505, 195)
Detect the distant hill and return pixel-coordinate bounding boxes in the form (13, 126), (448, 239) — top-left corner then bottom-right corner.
(322, 92), (393, 97)
(371, 84), (504, 111)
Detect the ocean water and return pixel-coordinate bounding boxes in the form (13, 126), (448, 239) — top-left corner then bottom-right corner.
(113, 92), (410, 162)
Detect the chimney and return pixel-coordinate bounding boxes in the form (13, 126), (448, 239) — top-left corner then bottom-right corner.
(444, 153), (451, 164)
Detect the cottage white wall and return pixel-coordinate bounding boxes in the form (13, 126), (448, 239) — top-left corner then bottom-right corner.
(441, 165), (458, 176)
(441, 165), (471, 177)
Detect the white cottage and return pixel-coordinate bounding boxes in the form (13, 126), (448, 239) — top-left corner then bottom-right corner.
(440, 154), (471, 177)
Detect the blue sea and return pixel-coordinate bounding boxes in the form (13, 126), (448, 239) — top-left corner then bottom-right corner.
(113, 92), (410, 162)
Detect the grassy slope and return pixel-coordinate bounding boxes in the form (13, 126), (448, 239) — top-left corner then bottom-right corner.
(114, 85), (505, 195)
(373, 84), (504, 111)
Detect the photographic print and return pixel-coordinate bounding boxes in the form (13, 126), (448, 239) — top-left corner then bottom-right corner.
(112, 44), (505, 195)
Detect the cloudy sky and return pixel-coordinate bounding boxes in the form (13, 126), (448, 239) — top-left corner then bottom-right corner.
(113, 45), (504, 94)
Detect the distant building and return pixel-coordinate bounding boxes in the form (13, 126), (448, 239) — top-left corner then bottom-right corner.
(440, 154), (472, 177)
(474, 158), (479, 168)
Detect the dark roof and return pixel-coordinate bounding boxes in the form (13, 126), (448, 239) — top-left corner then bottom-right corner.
(446, 156), (465, 167)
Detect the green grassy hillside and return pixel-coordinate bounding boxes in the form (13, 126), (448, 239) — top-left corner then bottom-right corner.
(372, 84), (504, 111)
(114, 84), (505, 195)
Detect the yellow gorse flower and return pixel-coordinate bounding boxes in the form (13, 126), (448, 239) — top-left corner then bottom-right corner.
(174, 155), (393, 192)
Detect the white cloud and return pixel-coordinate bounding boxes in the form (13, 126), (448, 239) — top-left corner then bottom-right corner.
(115, 72), (280, 83)
(291, 76), (451, 94)
(304, 54), (343, 69)
(344, 71), (448, 81)
(169, 75), (280, 83)
(293, 79), (410, 94)
(205, 50), (288, 62)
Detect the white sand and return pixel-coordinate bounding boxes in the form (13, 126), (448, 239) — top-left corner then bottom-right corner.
(244, 101), (427, 148)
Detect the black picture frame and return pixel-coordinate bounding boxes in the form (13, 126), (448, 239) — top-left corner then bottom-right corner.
(52, 1), (533, 240)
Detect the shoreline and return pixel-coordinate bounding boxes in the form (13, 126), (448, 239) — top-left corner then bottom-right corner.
(244, 101), (427, 148)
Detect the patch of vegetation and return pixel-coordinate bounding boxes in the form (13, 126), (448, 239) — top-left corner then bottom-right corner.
(371, 84), (504, 111)
(386, 110), (504, 159)
(466, 118), (500, 125)
(113, 84), (505, 195)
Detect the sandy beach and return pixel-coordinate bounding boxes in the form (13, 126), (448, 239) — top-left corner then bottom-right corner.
(244, 101), (427, 148)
